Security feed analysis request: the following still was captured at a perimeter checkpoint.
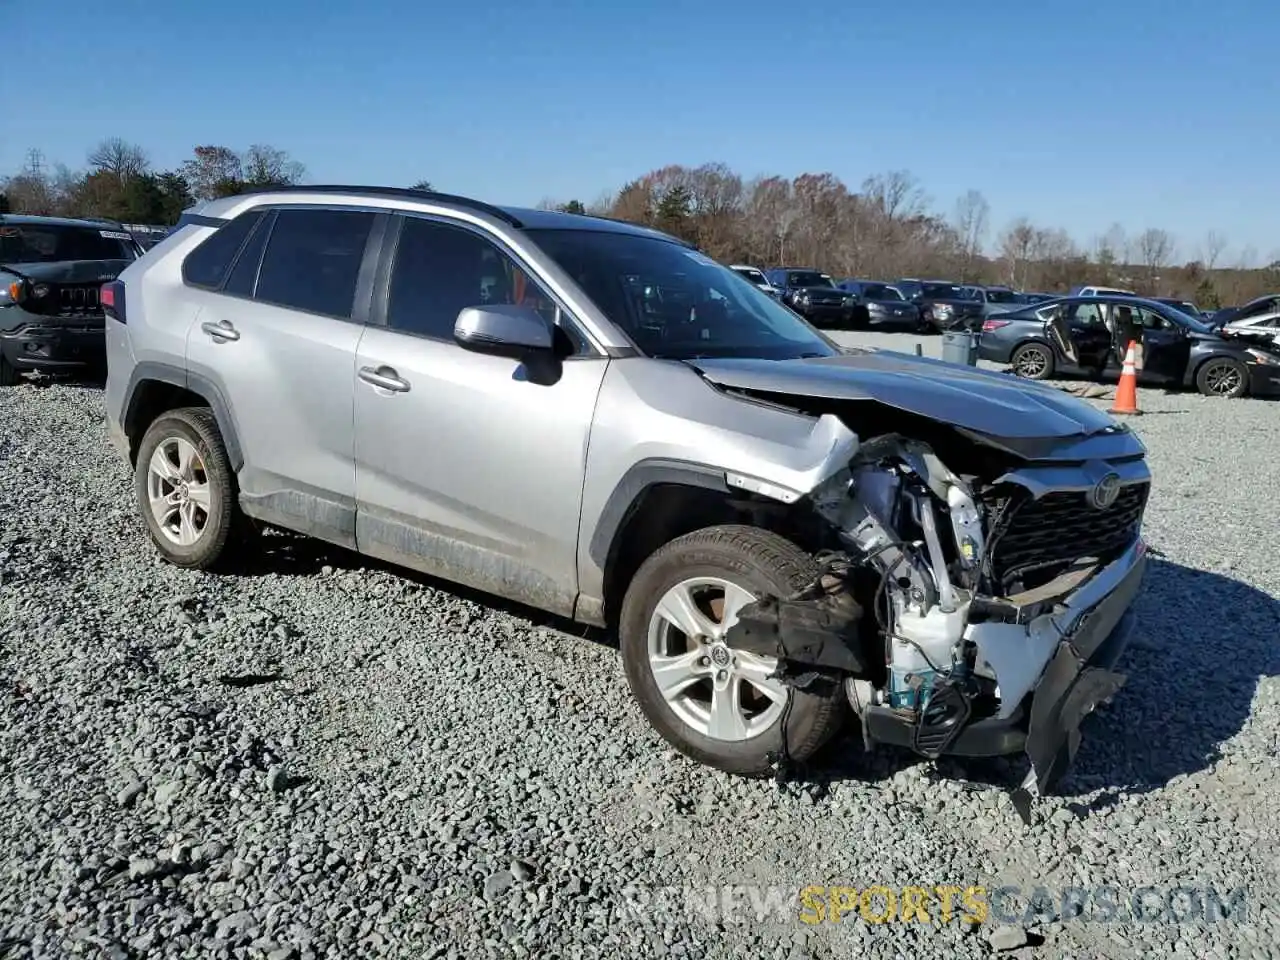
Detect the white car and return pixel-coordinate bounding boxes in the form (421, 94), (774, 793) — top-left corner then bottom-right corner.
(1219, 311), (1280, 344)
(730, 264), (779, 297)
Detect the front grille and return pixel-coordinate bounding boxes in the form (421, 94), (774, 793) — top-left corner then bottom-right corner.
(983, 481), (1149, 588)
(56, 284), (103, 318)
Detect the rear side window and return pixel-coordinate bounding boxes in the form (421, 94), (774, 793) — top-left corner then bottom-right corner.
(181, 211), (264, 289)
(253, 209), (376, 319)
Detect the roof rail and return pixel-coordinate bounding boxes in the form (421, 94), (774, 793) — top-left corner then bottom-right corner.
(235, 184), (524, 228)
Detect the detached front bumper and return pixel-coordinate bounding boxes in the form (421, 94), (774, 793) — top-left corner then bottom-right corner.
(864, 539), (1147, 782)
(729, 536), (1149, 807)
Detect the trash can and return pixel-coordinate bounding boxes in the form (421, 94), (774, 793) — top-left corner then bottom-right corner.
(941, 330), (979, 366)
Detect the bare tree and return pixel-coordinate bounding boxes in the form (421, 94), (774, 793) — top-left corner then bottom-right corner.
(87, 138), (149, 180)
(1199, 230), (1228, 271)
(1135, 228), (1175, 293)
(951, 189), (989, 280)
(998, 218), (1036, 289)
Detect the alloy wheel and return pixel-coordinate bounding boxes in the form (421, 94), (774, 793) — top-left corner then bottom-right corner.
(1203, 361), (1242, 396)
(646, 577), (788, 741)
(146, 436), (212, 546)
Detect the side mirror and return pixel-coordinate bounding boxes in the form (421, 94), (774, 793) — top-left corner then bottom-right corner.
(454, 304), (554, 359)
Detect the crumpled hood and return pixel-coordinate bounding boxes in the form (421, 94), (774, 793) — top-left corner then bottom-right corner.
(0, 259), (133, 284)
(688, 350), (1121, 439)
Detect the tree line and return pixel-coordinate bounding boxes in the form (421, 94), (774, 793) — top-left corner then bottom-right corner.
(0, 140), (308, 229)
(541, 164), (1279, 309)
(4, 145), (1275, 308)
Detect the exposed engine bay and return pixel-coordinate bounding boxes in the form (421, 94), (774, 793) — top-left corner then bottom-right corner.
(722, 425), (1150, 822)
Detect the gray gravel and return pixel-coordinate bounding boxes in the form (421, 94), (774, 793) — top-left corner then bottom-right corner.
(1, 354), (1278, 959)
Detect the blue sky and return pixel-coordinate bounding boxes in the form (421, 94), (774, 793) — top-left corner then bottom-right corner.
(4, 0), (1277, 262)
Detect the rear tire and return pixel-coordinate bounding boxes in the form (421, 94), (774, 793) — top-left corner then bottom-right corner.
(134, 407), (247, 570)
(1194, 357), (1248, 398)
(619, 525), (846, 776)
(1010, 342), (1055, 381)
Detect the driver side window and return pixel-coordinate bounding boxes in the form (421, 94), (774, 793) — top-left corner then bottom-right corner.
(386, 217), (587, 352)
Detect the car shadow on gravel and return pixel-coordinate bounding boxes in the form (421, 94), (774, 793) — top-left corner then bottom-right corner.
(792, 558), (1280, 809)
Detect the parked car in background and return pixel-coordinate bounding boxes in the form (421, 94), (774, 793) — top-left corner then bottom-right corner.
(1022, 292), (1058, 304)
(972, 285), (1026, 317)
(1, 214), (142, 386)
(1070, 284), (1136, 297)
(977, 294), (1280, 398)
(729, 264), (779, 298)
(895, 279), (985, 332)
(1218, 311), (1280, 344)
(835, 279), (926, 330)
(1152, 297), (1204, 319)
(103, 184), (1154, 799)
(1209, 293), (1280, 328)
(764, 267), (856, 327)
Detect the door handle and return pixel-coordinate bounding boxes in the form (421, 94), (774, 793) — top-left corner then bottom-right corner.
(201, 320), (240, 342)
(358, 365), (410, 393)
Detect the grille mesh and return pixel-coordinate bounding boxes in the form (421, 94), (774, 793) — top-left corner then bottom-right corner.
(984, 481), (1149, 587)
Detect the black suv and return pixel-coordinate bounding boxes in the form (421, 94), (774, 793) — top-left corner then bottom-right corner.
(895, 279), (985, 332)
(764, 267), (856, 328)
(1, 215), (141, 385)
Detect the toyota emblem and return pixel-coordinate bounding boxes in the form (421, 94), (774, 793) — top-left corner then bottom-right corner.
(1090, 472), (1121, 510)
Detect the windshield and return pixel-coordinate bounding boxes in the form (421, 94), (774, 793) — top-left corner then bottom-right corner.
(0, 223), (137, 263)
(734, 267), (767, 285)
(985, 289), (1023, 304)
(922, 283), (964, 299)
(788, 271), (833, 288)
(528, 229), (838, 361)
(862, 284), (903, 301)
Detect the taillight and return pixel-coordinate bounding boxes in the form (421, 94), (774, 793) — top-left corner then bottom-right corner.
(982, 319), (1011, 332)
(101, 280), (126, 323)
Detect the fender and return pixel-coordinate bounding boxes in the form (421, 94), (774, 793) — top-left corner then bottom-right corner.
(586, 458), (733, 572)
(122, 360), (245, 470)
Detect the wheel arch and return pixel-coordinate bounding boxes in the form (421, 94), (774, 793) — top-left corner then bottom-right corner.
(587, 459), (824, 629)
(122, 362), (244, 470)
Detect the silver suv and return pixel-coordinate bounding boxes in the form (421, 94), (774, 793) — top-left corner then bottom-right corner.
(104, 186), (1152, 807)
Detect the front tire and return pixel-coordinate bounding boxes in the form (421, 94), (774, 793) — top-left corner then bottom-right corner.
(1195, 357), (1248, 398)
(1010, 342), (1055, 381)
(134, 407), (244, 570)
(0, 355), (19, 387)
(619, 525), (846, 776)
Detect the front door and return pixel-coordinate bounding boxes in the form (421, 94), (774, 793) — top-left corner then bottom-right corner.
(352, 214), (610, 618)
(1133, 305), (1192, 383)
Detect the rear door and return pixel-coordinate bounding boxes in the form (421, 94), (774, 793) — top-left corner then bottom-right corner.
(1049, 301), (1111, 371)
(184, 206), (386, 546)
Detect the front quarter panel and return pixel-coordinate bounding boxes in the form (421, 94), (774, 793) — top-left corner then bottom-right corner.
(576, 358), (855, 600)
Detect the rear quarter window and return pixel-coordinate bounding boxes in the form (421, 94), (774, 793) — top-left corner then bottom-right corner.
(181, 211), (265, 289)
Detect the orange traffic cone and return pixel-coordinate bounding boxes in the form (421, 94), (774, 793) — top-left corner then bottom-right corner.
(1111, 340), (1141, 416)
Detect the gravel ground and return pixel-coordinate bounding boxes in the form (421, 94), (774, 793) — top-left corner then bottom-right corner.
(1, 346), (1278, 959)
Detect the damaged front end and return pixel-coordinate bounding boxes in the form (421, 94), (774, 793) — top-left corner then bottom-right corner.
(723, 418), (1151, 819)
